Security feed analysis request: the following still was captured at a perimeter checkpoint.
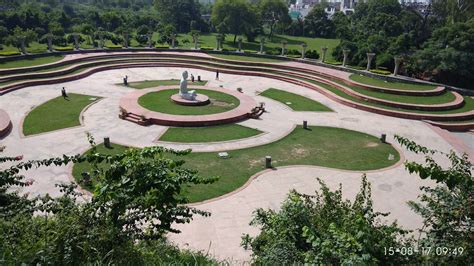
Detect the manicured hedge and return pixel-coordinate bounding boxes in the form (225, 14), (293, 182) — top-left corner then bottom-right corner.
(370, 69), (392, 75)
(0, 51), (21, 56)
(155, 45), (169, 49)
(106, 45), (123, 49)
(54, 46), (74, 51)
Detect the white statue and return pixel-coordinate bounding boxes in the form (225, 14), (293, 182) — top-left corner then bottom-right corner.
(179, 71), (197, 100)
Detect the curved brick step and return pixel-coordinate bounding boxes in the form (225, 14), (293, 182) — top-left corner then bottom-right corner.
(0, 109), (12, 139)
(0, 57), (464, 112)
(424, 120), (474, 132)
(1, 60), (473, 123)
(0, 52), (445, 97)
(1, 62), (474, 121)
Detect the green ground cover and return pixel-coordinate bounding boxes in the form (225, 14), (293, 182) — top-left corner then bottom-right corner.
(126, 79), (207, 89)
(308, 79), (474, 115)
(138, 89), (240, 115)
(350, 74), (436, 91)
(73, 126), (400, 202)
(0, 55), (64, 69)
(159, 124), (263, 143)
(349, 85), (457, 105)
(260, 88), (332, 111)
(23, 93), (99, 136)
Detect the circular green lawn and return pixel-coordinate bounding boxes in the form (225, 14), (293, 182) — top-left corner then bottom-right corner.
(138, 89), (240, 115)
(72, 126), (400, 203)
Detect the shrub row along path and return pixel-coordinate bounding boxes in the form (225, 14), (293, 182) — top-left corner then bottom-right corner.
(0, 53), (472, 262)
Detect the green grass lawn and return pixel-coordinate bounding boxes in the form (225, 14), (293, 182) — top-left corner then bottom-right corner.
(125, 79), (207, 89)
(23, 93), (100, 136)
(0, 55), (64, 69)
(73, 126), (399, 202)
(260, 88), (332, 112)
(349, 74), (436, 91)
(159, 124), (263, 143)
(308, 79), (474, 114)
(349, 85), (457, 105)
(138, 89), (240, 115)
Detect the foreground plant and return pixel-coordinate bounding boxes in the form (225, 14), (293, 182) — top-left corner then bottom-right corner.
(0, 136), (217, 264)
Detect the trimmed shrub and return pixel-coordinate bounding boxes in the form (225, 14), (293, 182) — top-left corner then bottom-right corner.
(305, 49), (320, 59)
(200, 46), (214, 51)
(54, 46), (74, 51)
(348, 65), (366, 70)
(370, 69), (392, 75)
(0, 51), (21, 56)
(325, 60), (343, 66)
(155, 45), (169, 49)
(243, 50), (257, 54)
(106, 45), (123, 49)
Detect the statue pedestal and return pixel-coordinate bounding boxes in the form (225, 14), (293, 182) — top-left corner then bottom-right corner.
(171, 94), (210, 106)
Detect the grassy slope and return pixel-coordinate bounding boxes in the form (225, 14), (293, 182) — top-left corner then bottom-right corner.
(0, 55), (64, 69)
(349, 74), (436, 91)
(159, 124), (263, 143)
(138, 89), (240, 115)
(126, 79), (207, 89)
(23, 93), (99, 136)
(349, 86), (457, 105)
(260, 88), (332, 112)
(73, 126), (400, 202)
(310, 79), (474, 115)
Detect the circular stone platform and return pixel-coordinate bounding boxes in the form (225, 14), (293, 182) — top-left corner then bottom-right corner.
(0, 109), (12, 138)
(120, 85), (258, 127)
(171, 93), (210, 106)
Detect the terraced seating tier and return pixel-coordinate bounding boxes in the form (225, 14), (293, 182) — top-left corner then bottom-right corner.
(0, 52), (472, 131)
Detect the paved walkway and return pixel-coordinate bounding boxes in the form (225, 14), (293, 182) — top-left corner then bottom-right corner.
(0, 66), (472, 262)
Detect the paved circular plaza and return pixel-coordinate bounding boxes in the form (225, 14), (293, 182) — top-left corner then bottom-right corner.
(0, 53), (472, 262)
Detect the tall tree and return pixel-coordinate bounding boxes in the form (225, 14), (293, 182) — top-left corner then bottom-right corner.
(211, 0), (259, 43)
(154, 0), (203, 33)
(259, 0), (290, 39)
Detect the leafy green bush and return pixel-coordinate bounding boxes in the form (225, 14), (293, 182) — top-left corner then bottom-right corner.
(54, 46), (74, 51)
(305, 49), (320, 59)
(370, 69), (392, 75)
(376, 53), (394, 70)
(325, 60), (343, 65)
(222, 48), (237, 52)
(155, 45), (169, 49)
(349, 65), (366, 70)
(0, 51), (21, 56)
(200, 46), (214, 50)
(287, 49), (301, 56)
(106, 44), (123, 49)
(244, 49), (257, 54)
(242, 176), (415, 265)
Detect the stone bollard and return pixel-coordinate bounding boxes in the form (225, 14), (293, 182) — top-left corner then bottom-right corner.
(321, 47), (328, 62)
(171, 34), (176, 48)
(366, 53), (376, 71)
(303, 121), (308, 129)
(19, 36), (27, 54)
(147, 33), (153, 48)
(47, 34), (53, 52)
(259, 38), (265, 54)
(98, 32), (104, 49)
(380, 134), (386, 143)
(73, 33), (80, 50)
(123, 32), (129, 48)
(301, 43), (307, 59)
(342, 49), (350, 67)
(237, 37), (243, 52)
(394, 56), (402, 76)
(104, 137), (111, 148)
(265, 156), (272, 169)
(281, 41), (287, 56)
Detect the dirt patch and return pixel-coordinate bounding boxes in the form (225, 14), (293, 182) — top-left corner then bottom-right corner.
(366, 142), (379, 148)
(211, 100), (234, 107)
(290, 144), (310, 158)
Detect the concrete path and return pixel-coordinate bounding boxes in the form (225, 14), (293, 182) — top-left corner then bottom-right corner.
(0, 66), (472, 262)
